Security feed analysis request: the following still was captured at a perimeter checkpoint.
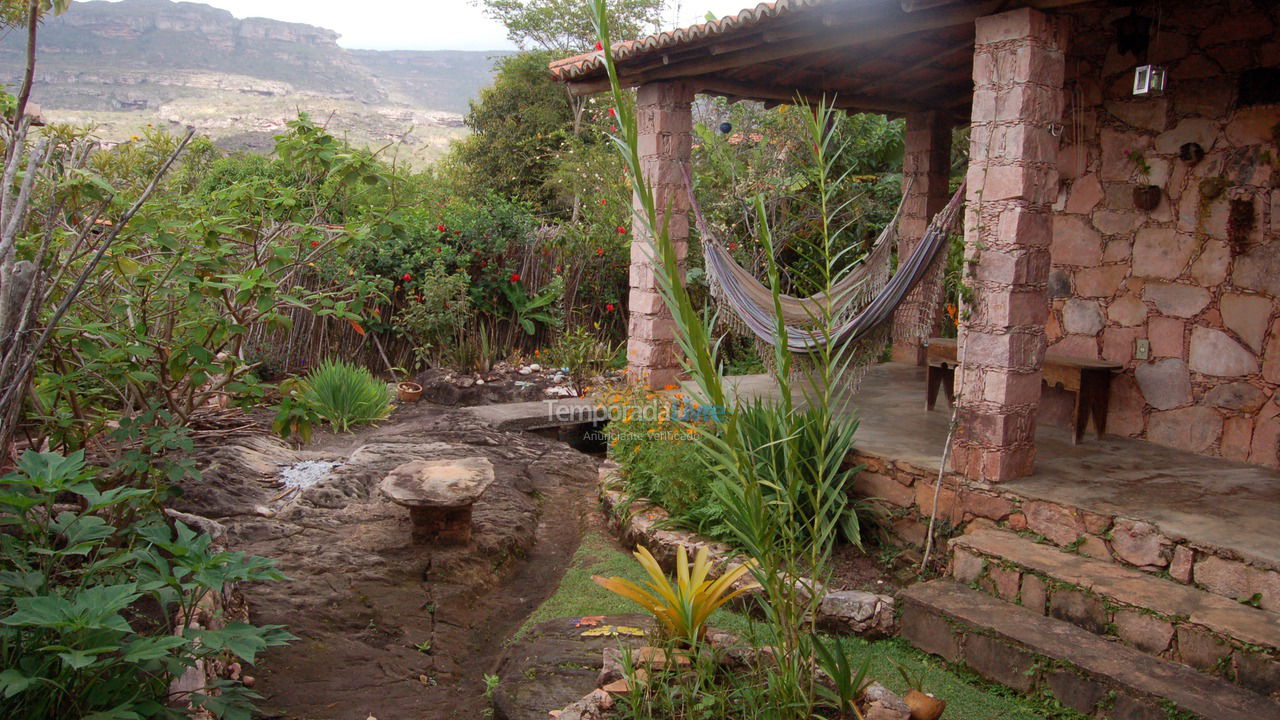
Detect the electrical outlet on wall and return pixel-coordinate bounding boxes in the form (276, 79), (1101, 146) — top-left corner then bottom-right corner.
(1135, 338), (1150, 360)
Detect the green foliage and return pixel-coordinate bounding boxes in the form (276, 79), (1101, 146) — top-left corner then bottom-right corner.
(33, 117), (386, 479)
(590, 5), (893, 716)
(0, 450), (292, 719)
(480, 0), (664, 53)
(502, 275), (564, 336)
(299, 358), (390, 432)
(550, 324), (618, 392)
(392, 261), (473, 367)
(722, 399), (874, 548)
(602, 387), (729, 538)
(451, 50), (576, 206)
(691, 97), (905, 298)
(592, 544), (756, 644)
(814, 634), (873, 717)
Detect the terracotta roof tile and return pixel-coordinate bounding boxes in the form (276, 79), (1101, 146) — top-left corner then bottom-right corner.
(548, 0), (834, 82)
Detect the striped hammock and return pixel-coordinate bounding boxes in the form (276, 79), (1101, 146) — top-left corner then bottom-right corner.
(687, 175), (965, 374)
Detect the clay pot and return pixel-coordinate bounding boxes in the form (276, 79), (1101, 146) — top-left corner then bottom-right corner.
(904, 689), (946, 720)
(1132, 184), (1161, 211)
(396, 381), (423, 403)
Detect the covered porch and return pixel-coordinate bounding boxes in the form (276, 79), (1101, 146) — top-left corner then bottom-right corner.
(552, 0), (1072, 483)
(552, 0), (1280, 485)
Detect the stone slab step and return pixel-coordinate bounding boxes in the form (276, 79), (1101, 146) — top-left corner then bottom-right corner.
(949, 527), (1280, 696)
(901, 580), (1280, 720)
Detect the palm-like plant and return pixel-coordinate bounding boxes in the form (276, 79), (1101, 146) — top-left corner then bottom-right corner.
(299, 358), (390, 432)
(593, 544), (757, 644)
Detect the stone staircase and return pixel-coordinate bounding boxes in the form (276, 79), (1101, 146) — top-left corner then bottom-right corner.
(901, 527), (1280, 719)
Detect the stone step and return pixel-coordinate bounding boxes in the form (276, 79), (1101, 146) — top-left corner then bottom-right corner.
(900, 580), (1280, 720)
(948, 527), (1280, 698)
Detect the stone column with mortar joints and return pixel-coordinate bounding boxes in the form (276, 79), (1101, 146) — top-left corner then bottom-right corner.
(952, 7), (1066, 482)
(892, 110), (954, 366)
(627, 81), (694, 390)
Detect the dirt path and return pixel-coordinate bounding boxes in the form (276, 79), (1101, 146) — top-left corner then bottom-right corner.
(180, 403), (599, 720)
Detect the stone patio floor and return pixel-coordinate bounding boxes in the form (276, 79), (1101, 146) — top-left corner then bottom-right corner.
(469, 362), (1280, 571)
(726, 363), (1280, 571)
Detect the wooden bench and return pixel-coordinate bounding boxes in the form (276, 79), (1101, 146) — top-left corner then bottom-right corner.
(924, 337), (1122, 444)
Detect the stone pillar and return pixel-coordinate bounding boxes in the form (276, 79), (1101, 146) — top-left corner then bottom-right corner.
(892, 110), (953, 365)
(627, 81), (694, 389)
(952, 7), (1065, 482)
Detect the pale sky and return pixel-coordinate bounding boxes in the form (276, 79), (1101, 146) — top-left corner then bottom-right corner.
(93, 0), (755, 51)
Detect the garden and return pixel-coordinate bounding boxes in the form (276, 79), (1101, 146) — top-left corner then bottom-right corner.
(0, 2), (1071, 720)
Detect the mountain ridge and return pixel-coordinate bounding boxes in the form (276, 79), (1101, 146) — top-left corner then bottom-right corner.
(0, 0), (512, 165)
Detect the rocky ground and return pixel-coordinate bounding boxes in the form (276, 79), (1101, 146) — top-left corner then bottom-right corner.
(174, 401), (600, 719)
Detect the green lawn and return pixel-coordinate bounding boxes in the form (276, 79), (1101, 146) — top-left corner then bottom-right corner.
(519, 529), (1086, 720)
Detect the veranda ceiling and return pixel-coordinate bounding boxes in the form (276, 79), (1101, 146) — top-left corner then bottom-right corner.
(551, 0), (1104, 118)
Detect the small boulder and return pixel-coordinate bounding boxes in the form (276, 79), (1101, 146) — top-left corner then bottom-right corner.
(816, 590), (896, 638)
(862, 682), (911, 720)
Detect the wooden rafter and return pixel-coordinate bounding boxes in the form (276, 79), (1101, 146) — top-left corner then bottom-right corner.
(691, 77), (922, 115)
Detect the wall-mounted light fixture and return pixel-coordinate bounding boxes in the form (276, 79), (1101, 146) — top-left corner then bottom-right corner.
(1133, 65), (1167, 96)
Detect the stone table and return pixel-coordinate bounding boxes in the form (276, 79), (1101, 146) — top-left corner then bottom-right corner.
(379, 457), (495, 544)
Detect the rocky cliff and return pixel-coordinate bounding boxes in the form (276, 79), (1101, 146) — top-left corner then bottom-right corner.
(0, 0), (509, 165)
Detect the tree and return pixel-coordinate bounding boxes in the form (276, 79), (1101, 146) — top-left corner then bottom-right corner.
(478, 0), (665, 54)
(451, 50), (575, 208)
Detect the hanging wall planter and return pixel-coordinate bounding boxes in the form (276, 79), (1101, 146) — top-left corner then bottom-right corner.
(1133, 184), (1162, 211)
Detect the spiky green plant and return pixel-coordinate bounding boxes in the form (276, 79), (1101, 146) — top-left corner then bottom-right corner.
(299, 358), (390, 432)
(592, 544), (757, 644)
(589, 1), (884, 715)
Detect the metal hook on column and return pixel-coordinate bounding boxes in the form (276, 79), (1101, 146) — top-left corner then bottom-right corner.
(1048, 122), (1064, 137)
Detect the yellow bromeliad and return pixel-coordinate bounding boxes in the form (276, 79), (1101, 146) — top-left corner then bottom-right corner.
(592, 545), (758, 643)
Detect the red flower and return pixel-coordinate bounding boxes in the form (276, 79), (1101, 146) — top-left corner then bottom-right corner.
(728, 241), (738, 250)
(435, 247), (442, 253)
(437, 224), (446, 233)
(310, 241), (319, 248)
(555, 265), (563, 273)
(608, 108), (616, 117)
(610, 125), (617, 132)
(510, 272), (521, 282)
(481, 260), (488, 267)
(596, 247), (604, 256)
(606, 303), (615, 313)
(600, 198), (607, 205)
(402, 273), (411, 281)
(616, 225), (626, 234)
(594, 41), (603, 50)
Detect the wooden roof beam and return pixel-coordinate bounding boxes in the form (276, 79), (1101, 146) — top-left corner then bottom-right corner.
(691, 77), (923, 115)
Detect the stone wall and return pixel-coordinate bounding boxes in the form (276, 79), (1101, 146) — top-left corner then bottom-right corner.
(1043, 0), (1280, 464)
(849, 449), (1280, 611)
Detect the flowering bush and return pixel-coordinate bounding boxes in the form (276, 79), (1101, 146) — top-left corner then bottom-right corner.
(598, 385), (730, 539)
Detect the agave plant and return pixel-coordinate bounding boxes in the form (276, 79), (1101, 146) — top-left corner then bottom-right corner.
(593, 544), (758, 644)
(299, 358), (391, 432)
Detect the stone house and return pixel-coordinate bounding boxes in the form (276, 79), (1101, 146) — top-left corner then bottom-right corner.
(552, 0), (1280, 481)
(554, 5), (1280, 713)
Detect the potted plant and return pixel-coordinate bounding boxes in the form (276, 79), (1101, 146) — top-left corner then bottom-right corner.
(893, 661), (946, 720)
(397, 381), (423, 402)
(1126, 149), (1161, 211)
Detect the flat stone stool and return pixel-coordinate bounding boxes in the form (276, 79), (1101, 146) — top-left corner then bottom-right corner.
(379, 457), (495, 544)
